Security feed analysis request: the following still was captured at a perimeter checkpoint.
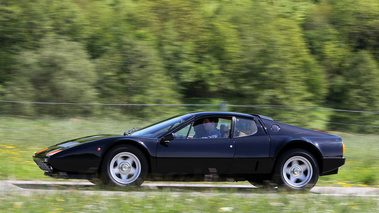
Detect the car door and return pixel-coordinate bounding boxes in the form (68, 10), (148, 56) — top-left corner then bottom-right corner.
(156, 117), (235, 175)
(227, 117), (272, 174)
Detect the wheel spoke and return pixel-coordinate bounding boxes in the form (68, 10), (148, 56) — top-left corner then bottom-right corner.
(298, 173), (307, 182)
(300, 164), (308, 172)
(129, 167), (137, 176)
(128, 159), (135, 166)
(112, 167), (120, 175)
(285, 166), (291, 176)
(290, 176), (298, 184)
(120, 174), (128, 181)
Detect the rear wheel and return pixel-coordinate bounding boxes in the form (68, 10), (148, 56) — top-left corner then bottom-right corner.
(101, 145), (148, 187)
(273, 149), (319, 190)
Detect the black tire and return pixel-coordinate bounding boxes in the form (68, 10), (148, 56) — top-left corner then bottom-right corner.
(101, 145), (148, 187)
(272, 149), (319, 190)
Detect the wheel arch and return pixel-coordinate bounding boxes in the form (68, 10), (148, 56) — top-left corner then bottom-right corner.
(274, 140), (323, 173)
(100, 140), (152, 174)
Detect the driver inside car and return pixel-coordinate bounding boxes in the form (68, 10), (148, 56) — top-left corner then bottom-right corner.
(202, 117), (221, 138)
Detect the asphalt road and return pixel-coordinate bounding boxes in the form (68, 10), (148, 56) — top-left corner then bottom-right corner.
(1, 180), (379, 197)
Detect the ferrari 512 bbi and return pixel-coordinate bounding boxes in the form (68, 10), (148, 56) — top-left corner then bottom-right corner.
(33, 112), (345, 190)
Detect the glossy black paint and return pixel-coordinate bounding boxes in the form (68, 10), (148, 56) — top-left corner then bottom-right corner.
(33, 111), (345, 182)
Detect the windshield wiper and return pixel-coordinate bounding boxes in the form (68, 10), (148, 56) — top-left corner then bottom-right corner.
(123, 127), (139, 136)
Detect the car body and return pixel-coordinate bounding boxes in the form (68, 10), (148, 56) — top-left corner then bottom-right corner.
(33, 112), (345, 190)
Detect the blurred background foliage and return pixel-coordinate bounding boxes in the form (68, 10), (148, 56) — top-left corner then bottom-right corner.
(0, 0), (379, 133)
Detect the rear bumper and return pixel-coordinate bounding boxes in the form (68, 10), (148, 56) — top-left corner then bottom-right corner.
(321, 157), (345, 176)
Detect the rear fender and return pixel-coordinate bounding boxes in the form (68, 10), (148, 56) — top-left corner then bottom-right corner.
(274, 140), (323, 173)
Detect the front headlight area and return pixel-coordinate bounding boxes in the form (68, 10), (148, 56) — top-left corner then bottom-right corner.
(35, 147), (63, 157)
(33, 148), (63, 173)
(46, 149), (63, 157)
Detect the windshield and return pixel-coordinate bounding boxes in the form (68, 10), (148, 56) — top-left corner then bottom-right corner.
(129, 114), (194, 138)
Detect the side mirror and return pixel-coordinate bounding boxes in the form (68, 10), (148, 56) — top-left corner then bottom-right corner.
(160, 133), (175, 145)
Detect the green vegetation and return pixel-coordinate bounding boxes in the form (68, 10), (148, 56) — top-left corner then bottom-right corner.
(1, 190), (378, 212)
(1, 0), (379, 132)
(0, 117), (377, 187)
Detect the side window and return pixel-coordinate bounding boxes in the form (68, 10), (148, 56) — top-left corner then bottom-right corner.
(218, 118), (232, 138)
(234, 118), (258, 138)
(187, 119), (203, 139)
(173, 123), (192, 139)
(186, 117), (232, 139)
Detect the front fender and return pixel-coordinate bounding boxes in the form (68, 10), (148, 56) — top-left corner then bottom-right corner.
(101, 137), (157, 159)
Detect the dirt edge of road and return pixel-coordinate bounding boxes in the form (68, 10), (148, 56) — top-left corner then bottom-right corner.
(1, 180), (379, 196)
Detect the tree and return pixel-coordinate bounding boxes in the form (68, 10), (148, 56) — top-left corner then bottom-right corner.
(95, 37), (181, 117)
(149, 0), (228, 100)
(329, 51), (379, 133)
(1, 36), (98, 116)
(0, 1), (50, 84)
(45, 0), (89, 42)
(328, 0), (379, 61)
(222, 1), (326, 125)
(303, 2), (350, 72)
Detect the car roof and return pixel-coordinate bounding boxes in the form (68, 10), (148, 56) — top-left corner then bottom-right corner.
(189, 111), (273, 120)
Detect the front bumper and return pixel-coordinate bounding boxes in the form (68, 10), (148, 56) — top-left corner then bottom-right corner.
(33, 157), (54, 173)
(34, 156), (97, 179)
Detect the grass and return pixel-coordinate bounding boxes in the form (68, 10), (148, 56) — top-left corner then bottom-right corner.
(0, 116), (378, 186)
(1, 188), (379, 212)
(317, 133), (379, 187)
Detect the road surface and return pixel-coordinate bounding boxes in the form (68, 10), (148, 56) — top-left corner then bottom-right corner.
(1, 180), (379, 197)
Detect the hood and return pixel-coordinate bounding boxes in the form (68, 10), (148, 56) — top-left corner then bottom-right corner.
(34, 134), (117, 156)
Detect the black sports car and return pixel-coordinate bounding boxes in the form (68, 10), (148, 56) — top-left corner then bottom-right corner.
(33, 112), (345, 190)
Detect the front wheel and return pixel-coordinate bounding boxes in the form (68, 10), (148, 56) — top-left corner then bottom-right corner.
(101, 145), (148, 187)
(273, 149), (319, 190)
